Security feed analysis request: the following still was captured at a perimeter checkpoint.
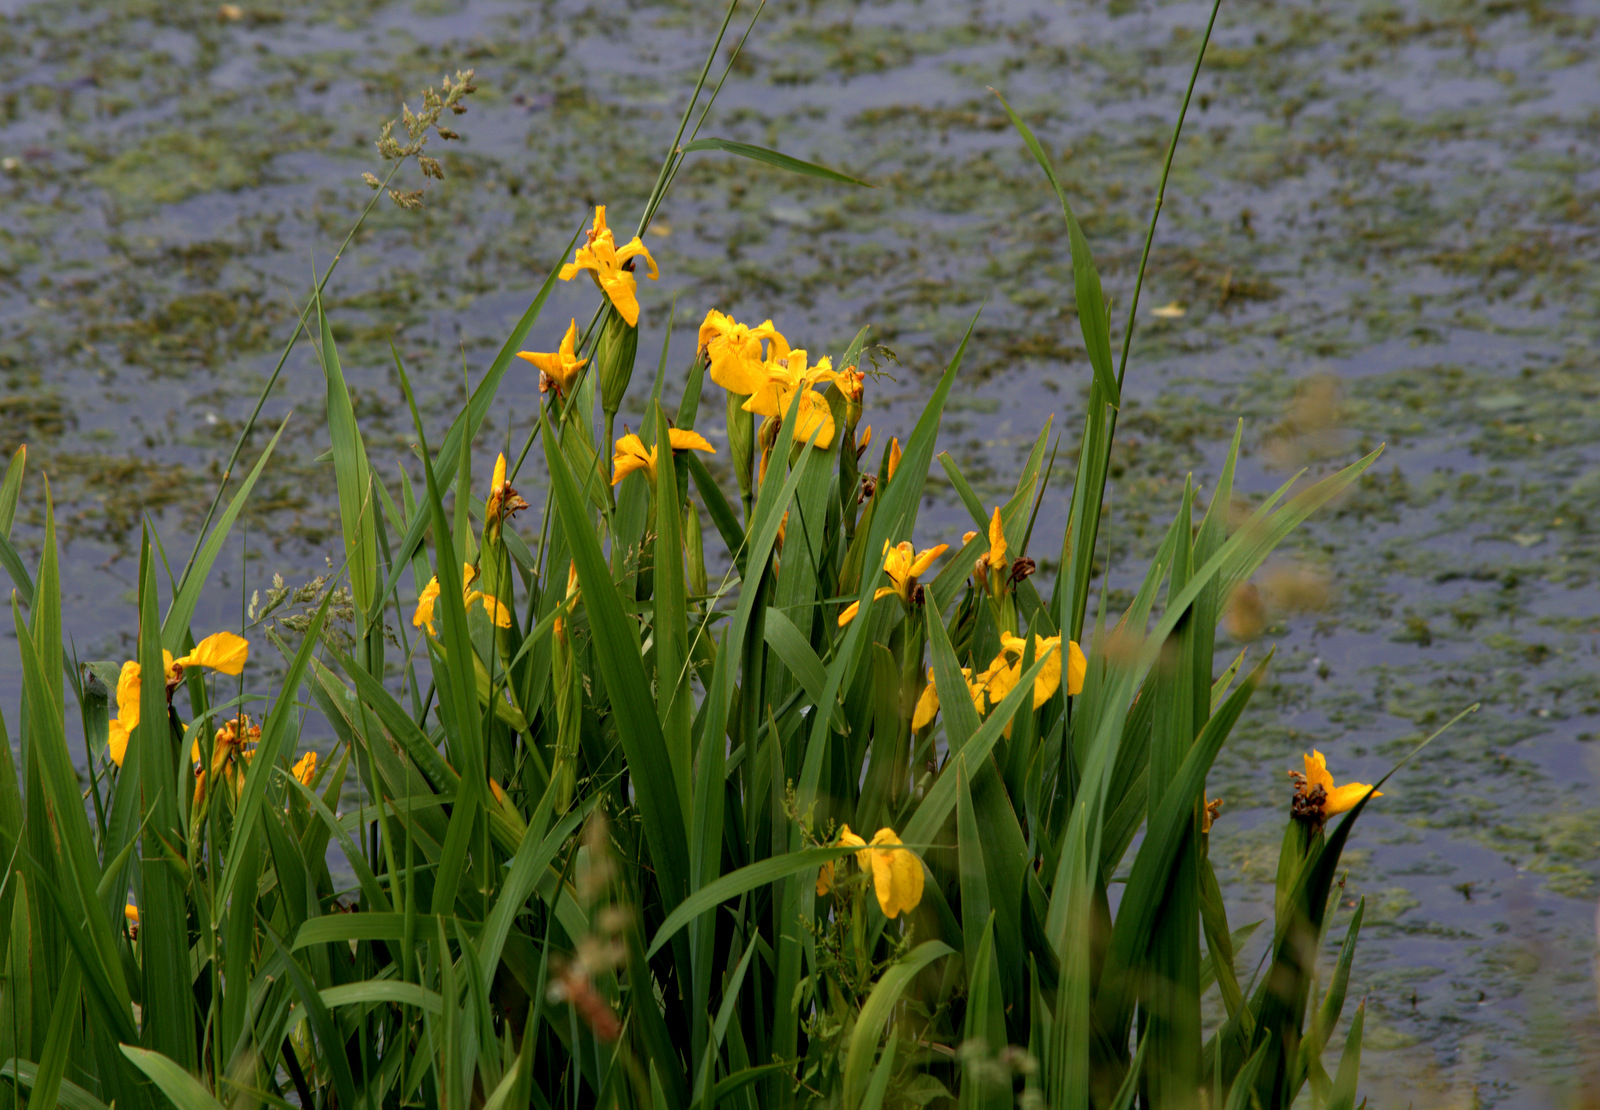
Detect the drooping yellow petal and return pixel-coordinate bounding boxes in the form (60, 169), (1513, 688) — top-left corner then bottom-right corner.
(993, 634), (1065, 710)
(788, 389), (834, 449)
(986, 507), (1008, 570)
(983, 649), (1019, 707)
(759, 322), (791, 364)
(611, 433), (657, 486)
(125, 903), (140, 924)
(1029, 637), (1062, 709)
(816, 860), (836, 896)
(743, 351), (838, 450)
(614, 236), (659, 280)
(742, 369), (791, 419)
(177, 631), (249, 676)
(599, 269), (642, 327)
(907, 543), (949, 579)
(470, 591), (514, 629)
(292, 750), (318, 785)
(867, 828), (924, 919)
(667, 428), (716, 455)
(819, 822), (868, 896)
(838, 823), (868, 859)
(116, 661), (141, 729)
(108, 660), (142, 766)
(1065, 640), (1087, 696)
(1304, 751), (1335, 797)
(518, 319), (590, 397)
(1300, 751), (1380, 816)
(837, 600), (862, 627)
(108, 719), (130, 768)
(1324, 783), (1378, 815)
(697, 309), (730, 358)
(912, 670), (940, 731)
(413, 576), (441, 635)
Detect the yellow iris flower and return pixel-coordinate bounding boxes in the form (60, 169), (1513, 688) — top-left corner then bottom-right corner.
(744, 350), (838, 449)
(610, 428), (717, 486)
(558, 206), (658, 327)
(698, 310), (789, 395)
(1296, 751), (1381, 818)
(292, 750), (318, 786)
(866, 828), (925, 919)
(814, 824), (923, 918)
(837, 539), (949, 626)
(913, 635), (1086, 733)
(413, 563), (513, 636)
(837, 366), (864, 402)
(985, 633), (1087, 709)
(108, 631), (250, 767)
(518, 319), (589, 399)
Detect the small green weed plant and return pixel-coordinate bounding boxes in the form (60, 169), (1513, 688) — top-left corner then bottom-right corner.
(0, 3), (1451, 1108)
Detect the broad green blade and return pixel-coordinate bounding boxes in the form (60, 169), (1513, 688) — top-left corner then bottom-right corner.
(1323, 1001), (1365, 1110)
(543, 406), (690, 907)
(647, 845), (857, 959)
(860, 1028), (900, 1110)
(120, 1046), (226, 1110)
(653, 403), (693, 817)
(841, 941), (952, 1110)
(0, 1060), (110, 1110)
(679, 137), (872, 188)
(0, 444), (23, 537)
(1096, 656), (1268, 1046)
(315, 288), (377, 619)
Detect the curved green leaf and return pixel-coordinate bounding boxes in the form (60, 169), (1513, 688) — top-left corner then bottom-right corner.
(648, 846), (856, 958)
(119, 1046), (226, 1110)
(680, 137), (872, 188)
(842, 941), (953, 1110)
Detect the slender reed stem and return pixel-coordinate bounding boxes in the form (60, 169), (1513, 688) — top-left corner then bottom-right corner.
(179, 159), (409, 588)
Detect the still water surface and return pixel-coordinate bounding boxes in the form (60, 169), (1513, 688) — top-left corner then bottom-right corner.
(2, 0), (1598, 1102)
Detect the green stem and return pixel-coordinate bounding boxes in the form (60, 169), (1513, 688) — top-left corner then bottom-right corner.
(1077, 0), (1223, 638)
(1114, 0), (1225, 388)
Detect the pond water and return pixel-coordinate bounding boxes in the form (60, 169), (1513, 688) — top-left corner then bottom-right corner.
(2, 0), (1598, 1103)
